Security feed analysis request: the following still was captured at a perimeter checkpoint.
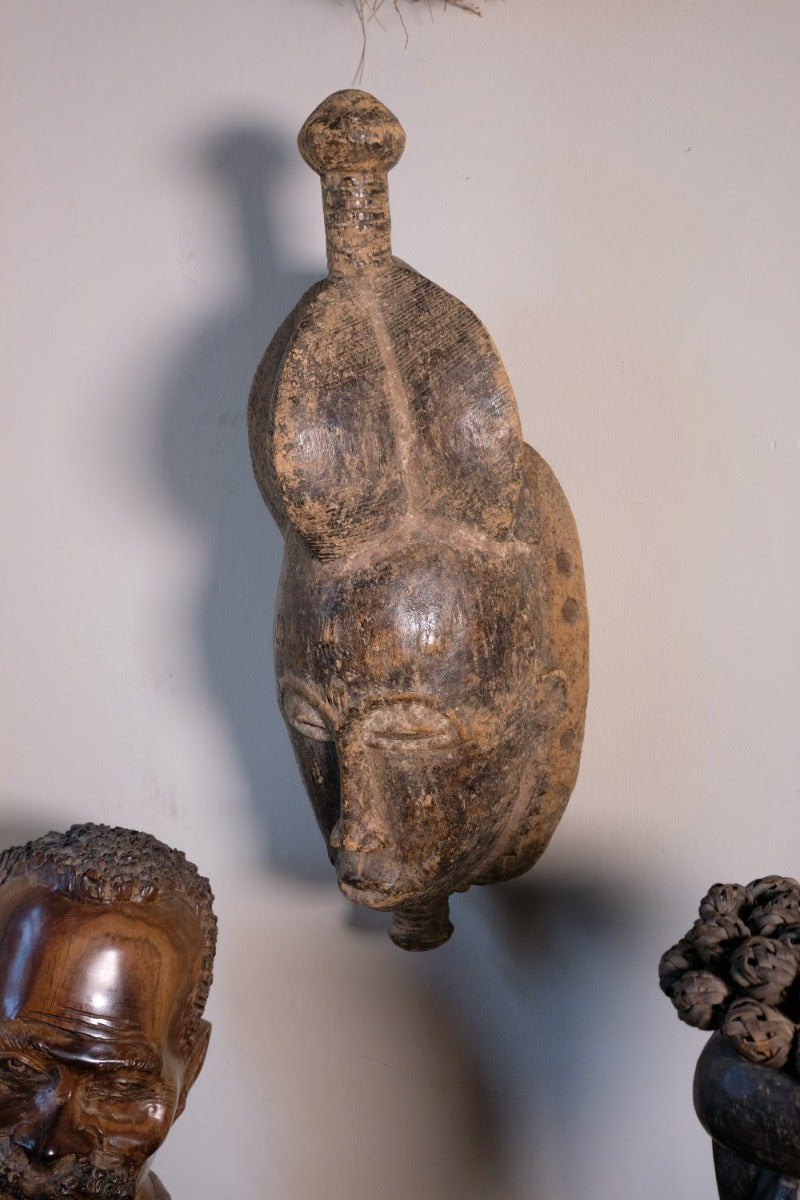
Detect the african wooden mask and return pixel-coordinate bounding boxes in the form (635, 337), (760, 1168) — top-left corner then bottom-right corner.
(660, 876), (800, 1199)
(0, 824), (216, 1200)
(248, 90), (589, 950)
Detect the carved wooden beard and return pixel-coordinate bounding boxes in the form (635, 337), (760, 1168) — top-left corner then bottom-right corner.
(0, 1136), (138, 1200)
(249, 90), (588, 949)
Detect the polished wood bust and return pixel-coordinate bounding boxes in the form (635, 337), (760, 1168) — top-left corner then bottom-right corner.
(0, 824), (216, 1200)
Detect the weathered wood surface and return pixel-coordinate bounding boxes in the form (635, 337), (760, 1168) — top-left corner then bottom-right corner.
(0, 825), (216, 1200)
(249, 90), (589, 950)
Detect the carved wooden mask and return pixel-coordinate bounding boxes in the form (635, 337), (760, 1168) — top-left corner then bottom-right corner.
(0, 825), (216, 1200)
(249, 90), (589, 950)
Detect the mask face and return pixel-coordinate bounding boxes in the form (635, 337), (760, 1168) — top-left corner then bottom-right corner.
(276, 533), (542, 910)
(0, 882), (203, 1200)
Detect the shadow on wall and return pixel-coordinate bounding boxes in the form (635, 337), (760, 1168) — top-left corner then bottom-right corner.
(155, 125), (326, 878)
(346, 865), (650, 1197)
(417, 868), (653, 1198)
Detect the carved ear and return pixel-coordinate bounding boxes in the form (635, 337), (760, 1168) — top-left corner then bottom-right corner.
(175, 1018), (211, 1120)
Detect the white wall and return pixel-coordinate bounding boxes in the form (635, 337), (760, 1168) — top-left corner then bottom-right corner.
(2, 3), (799, 1196)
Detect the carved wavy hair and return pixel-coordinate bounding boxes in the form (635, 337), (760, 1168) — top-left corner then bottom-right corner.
(0, 823), (217, 1054)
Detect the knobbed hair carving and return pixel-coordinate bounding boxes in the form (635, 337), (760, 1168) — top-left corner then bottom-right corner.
(660, 875), (800, 1072)
(0, 823), (216, 1055)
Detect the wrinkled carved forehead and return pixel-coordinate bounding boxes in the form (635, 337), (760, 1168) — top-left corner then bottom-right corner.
(0, 880), (203, 1053)
(276, 531), (540, 712)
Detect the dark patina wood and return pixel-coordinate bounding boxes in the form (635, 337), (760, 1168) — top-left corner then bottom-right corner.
(660, 876), (800, 1199)
(0, 825), (216, 1200)
(249, 90), (589, 950)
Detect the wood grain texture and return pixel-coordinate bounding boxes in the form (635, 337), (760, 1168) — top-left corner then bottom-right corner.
(249, 90), (588, 950)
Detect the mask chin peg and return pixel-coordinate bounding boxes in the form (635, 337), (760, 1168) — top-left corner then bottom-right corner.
(389, 898), (453, 951)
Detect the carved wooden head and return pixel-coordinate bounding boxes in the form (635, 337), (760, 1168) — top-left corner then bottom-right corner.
(0, 825), (216, 1200)
(249, 91), (588, 949)
(660, 876), (800, 1196)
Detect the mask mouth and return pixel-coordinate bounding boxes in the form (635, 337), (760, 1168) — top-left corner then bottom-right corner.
(0, 1140), (138, 1200)
(334, 841), (471, 911)
(335, 851), (410, 910)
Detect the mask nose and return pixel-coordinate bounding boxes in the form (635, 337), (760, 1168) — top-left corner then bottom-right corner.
(12, 1077), (94, 1160)
(329, 815), (385, 853)
(329, 735), (387, 853)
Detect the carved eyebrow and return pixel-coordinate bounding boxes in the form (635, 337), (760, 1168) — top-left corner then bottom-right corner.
(280, 683), (472, 743)
(84, 1055), (162, 1075)
(0, 1023), (162, 1073)
(0, 1030), (41, 1055)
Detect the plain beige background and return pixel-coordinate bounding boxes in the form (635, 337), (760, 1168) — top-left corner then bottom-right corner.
(2, 3), (799, 1196)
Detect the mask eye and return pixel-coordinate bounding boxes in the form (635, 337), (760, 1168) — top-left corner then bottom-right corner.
(282, 691), (332, 742)
(363, 701), (463, 750)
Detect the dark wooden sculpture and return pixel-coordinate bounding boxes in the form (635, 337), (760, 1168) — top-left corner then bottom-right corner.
(0, 824), (216, 1200)
(248, 90), (588, 950)
(660, 876), (800, 1199)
